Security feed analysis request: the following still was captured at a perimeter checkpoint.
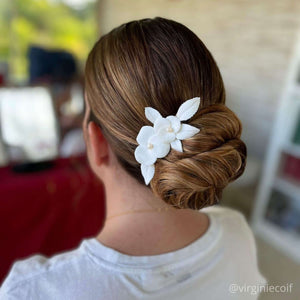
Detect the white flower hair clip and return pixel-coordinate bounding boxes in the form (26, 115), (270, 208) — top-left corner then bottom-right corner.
(134, 97), (201, 185)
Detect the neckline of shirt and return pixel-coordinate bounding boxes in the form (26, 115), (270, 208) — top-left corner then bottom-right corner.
(82, 208), (222, 271)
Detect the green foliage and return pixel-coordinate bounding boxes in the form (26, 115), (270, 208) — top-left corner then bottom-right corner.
(0, 0), (97, 82)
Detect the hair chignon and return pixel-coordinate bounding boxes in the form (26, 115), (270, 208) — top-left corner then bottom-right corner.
(85, 17), (247, 210)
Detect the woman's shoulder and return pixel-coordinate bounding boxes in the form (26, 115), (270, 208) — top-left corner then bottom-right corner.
(202, 204), (247, 220)
(0, 241), (90, 298)
(203, 205), (267, 285)
(203, 205), (257, 251)
(202, 205), (254, 235)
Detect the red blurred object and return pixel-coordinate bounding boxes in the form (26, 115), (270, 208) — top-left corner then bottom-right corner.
(282, 154), (300, 182)
(0, 155), (105, 284)
(0, 74), (4, 86)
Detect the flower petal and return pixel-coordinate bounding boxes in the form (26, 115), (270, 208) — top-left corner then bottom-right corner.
(156, 130), (176, 143)
(166, 115), (181, 133)
(136, 126), (155, 146)
(151, 142), (170, 159)
(141, 164), (155, 185)
(171, 139), (183, 152)
(148, 134), (165, 145)
(145, 107), (162, 124)
(176, 124), (200, 140)
(154, 117), (170, 133)
(176, 97), (200, 121)
(149, 135), (171, 157)
(154, 118), (176, 143)
(134, 145), (157, 165)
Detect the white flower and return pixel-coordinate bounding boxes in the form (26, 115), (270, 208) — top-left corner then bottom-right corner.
(134, 126), (170, 185)
(134, 126), (170, 166)
(135, 97), (201, 185)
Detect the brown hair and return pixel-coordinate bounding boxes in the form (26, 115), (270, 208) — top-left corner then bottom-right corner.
(85, 17), (247, 210)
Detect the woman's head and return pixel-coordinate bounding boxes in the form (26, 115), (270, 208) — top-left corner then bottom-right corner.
(84, 17), (247, 210)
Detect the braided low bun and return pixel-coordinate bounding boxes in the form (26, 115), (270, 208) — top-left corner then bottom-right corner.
(150, 104), (247, 210)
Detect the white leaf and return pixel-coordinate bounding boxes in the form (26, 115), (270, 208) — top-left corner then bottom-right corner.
(141, 164), (155, 185)
(176, 124), (200, 140)
(134, 145), (157, 165)
(176, 97), (200, 121)
(136, 126), (155, 146)
(171, 139), (183, 152)
(145, 107), (162, 124)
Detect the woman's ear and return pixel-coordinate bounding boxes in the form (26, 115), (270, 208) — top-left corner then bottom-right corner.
(87, 121), (109, 166)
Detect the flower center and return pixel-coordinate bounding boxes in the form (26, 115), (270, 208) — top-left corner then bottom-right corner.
(166, 126), (173, 132)
(147, 143), (154, 149)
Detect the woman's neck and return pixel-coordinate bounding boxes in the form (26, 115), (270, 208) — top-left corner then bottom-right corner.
(97, 181), (209, 255)
(96, 210), (209, 256)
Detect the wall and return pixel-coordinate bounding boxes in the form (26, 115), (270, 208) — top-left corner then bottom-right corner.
(97, 0), (300, 160)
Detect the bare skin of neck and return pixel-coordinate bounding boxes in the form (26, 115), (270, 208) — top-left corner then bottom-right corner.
(96, 160), (210, 256)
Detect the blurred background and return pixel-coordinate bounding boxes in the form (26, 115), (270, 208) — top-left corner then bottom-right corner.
(0, 0), (300, 299)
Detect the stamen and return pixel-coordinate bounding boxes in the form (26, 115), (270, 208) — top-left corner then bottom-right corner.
(147, 143), (154, 149)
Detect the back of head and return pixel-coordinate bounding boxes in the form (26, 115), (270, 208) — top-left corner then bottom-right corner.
(85, 17), (247, 210)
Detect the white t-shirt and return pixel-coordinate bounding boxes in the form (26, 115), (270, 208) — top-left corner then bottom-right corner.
(0, 206), (267, 300)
